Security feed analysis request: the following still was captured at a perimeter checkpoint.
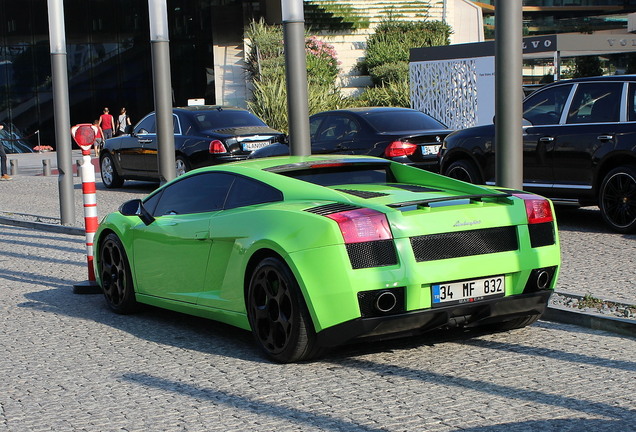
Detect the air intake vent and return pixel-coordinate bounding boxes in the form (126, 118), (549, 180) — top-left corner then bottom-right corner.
(411, 226), (518, 262)
(346, 240), (398, 269)
(389, 184), (440, 193)
(528, 222), (555, 248)
(336, 189), (389, 199)
(304, 203), (361, 216)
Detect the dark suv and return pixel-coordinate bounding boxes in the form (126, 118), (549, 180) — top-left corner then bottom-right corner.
(440, 75), (636, 233)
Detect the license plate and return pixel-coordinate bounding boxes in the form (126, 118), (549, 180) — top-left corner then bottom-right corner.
(431, 275), (505, 307)
(421, 144), (441, 156)
(242, 141), (271, 151)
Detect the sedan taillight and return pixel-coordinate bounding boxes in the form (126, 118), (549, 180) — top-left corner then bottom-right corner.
(209, 140), (227, 154)
(384, 141), (417, 158)
(514, 193), (554, 224)
(325, 208), (393, 243)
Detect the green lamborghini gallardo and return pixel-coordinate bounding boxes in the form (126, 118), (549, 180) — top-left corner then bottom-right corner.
(94, 155), (561, 363)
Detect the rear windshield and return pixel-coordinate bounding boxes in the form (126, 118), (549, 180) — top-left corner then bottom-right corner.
(192, 110), (266, 130)
(281, 165), (395, 186)
(364, 111), (445, 132)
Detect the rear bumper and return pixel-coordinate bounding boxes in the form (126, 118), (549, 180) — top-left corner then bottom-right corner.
(316, 290), (552, 347)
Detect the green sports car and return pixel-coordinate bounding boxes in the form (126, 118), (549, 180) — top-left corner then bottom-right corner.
(94, 155), (561, 363)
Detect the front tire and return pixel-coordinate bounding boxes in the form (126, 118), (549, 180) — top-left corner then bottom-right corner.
(99, 233), (139, 314)
(100, 153), (124, 188)
(247, 257), (321, 363)
(444, 159), (482, 184)
(599, 166), (636, 233)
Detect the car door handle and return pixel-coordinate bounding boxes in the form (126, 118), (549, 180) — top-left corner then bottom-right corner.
(138, 139), (153, 144)
(597, 135), (614, 141)
(539, 136), (554, 142)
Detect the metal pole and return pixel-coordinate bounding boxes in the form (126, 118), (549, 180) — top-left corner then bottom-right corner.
(282, 0), (311, 156)
(47, 0), (75, 225)
(149, 0), (176, 183)
(495, 0), (523, 190)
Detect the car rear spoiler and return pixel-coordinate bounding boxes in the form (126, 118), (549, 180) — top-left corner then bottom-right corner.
(388, 192), (512, 209)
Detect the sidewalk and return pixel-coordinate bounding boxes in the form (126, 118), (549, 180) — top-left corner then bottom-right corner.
(1, 152), (635, 337)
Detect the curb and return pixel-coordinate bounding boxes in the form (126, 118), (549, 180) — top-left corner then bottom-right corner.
(543, 305), (636, 338)
(0, 215), (84, 236)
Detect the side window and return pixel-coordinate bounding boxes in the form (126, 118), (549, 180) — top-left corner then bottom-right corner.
(310, 116), (325, 141)
(628, 84), (636, 122)
(152, 173), (235, 216)
(135, 115), (156, 135)
(523, 84), (572, 125)
(566, 82), (622, 124)
(316, 116), (359, 141)
(224, 176), (283, 210)
(173, 114), (181, 134)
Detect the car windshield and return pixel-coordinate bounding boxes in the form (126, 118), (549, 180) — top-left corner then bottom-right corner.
(364, 111), (446, 132)
(192, 110), (266, 130)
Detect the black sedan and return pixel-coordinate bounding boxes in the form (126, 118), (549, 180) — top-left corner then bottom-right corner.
(250, 107), (452, 171)
(99, 106), (285, 188)
(440, 75), (636, 233)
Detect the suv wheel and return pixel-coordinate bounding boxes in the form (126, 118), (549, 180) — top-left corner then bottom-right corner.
(445, 159), (482, 184)
(599, 166), (636, 233)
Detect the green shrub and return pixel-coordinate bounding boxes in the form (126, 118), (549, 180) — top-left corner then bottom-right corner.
(369, 61), (410, 86)
(354, 79), (411, 108)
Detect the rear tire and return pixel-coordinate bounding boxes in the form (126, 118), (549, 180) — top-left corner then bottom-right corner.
(599, 166), (636, 233)
(100, 153), (124, 188)
(175, 156), (191, 177)
(444, 159), (482, 184)
(246, 257), (321, 363)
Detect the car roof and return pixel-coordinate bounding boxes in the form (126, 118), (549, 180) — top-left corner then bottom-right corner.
(541, 74), (636, 87)
(172, 105), (248, 113)
(311, 107), (421, 116)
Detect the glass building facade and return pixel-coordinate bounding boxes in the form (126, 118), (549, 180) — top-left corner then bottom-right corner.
(0, 0), (252, 151)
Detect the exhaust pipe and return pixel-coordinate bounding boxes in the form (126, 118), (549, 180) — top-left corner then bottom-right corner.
(375, 291), (398, 313)
(536, 270), (550, 290)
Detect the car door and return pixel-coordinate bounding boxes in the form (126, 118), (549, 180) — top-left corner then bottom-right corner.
(117, 114), (155, 172)
(196, 175), (283, 311)
(521, 83), (574, 193)
(551, 81), (624, 195)
(139, 113), (182, 173)
(132, 172), (235, 302)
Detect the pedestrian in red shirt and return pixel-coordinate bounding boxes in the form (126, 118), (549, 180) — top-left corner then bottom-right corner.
(98, 107), (114, 139)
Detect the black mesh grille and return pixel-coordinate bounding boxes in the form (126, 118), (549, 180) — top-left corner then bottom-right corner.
(410, 226), (518, 262)
(304, 203), (361, 216)
(529, 222), (555, 248)
(346, 240), (398, 269)
(389, 184), (440, 193)
(336, 189), (389, 199)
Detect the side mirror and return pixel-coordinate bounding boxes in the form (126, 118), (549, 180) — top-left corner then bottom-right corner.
(119, 199), (155, 226)
(137, 128), (149, 135)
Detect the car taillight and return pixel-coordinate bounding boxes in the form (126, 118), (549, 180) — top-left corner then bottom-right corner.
(514, 193), (553, 224)
(384, 141), (417, 158)
(209, 140), (227, 154)
(325, 208), (392, 243)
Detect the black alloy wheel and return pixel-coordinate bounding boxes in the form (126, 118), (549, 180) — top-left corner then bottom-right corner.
(599, 166), (636, 233)
(445, 159), (482, 184)
(100, 153), (124, 188)
(247, 257), (320, 363)
(99, 233), (139, 314)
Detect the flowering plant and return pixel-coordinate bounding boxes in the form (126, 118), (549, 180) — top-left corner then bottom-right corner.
(305, 36), (340, 86)
(34, 145), (53, 152)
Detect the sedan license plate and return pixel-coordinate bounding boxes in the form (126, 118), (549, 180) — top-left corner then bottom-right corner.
(242, 141), (271, 151)
(432, 275), (505, 307)
(421, 144), (441, 156)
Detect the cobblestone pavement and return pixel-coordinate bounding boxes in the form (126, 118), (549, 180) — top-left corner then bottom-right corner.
(0, 168), (635, 431)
